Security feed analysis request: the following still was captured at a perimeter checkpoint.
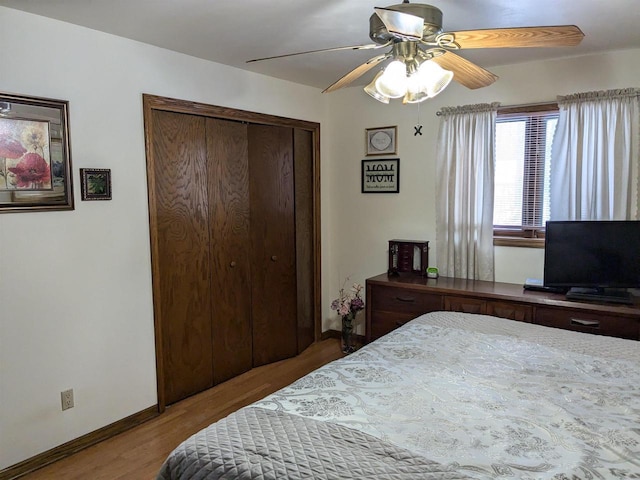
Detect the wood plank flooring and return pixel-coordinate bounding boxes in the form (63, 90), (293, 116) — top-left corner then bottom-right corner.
(18, 338), (343, 480)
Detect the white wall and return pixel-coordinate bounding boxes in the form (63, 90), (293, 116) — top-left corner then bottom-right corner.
(324, 48), (640, 334)
(0, 7), (328, 469)
(1, 4), (639, 471)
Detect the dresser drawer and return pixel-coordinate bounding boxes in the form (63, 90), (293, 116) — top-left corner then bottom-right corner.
(487, 301), (533, 323)
(372, 286), (442, 315)
(444, 296), (486, 314)
(444, 297), (533, 322)
(370, 311), (417, 341)
(535, 307), (638, 340)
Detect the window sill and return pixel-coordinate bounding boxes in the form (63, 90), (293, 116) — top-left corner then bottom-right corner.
(494, 236), (545, 248)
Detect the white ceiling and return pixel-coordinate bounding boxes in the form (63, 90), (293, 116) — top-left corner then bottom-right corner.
(2, 0), (639, 91)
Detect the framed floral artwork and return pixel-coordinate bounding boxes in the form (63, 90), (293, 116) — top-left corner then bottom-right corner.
(0, 92), (74, 212)
(80, 168), (112, 201)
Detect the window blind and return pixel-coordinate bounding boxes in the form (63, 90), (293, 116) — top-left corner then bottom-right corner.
(494, 105), (558, 231)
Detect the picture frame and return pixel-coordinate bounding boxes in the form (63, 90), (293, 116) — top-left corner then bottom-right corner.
(80, 168), (112, 200)
(365, 126), (397, 156)
(0, 92), (74, 213)
(361, 158), (400, 193)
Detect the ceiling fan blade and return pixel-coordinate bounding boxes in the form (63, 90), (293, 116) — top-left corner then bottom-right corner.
(323, 53), (391, 93)
(374, 7), (424, 40)
(431, 51), (498, 90)
(246, 43), (389, 63)
(448, 25), (584, 49)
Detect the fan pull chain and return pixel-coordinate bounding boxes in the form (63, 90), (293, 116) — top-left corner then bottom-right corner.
(414, 103), (423, 136)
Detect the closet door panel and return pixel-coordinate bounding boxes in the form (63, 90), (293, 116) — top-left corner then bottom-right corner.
(249, 124), (298, 366)
(150, 110), (213, 405)
(294, 128), (315, 352)
(206, 118), (253, 384)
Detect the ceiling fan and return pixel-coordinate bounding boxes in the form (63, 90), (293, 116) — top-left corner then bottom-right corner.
(247, 1), (584, 103)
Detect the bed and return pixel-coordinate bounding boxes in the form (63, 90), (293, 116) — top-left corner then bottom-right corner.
(157, 311), (640, 479)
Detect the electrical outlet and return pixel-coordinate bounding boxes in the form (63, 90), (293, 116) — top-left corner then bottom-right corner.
(61, 389), (74, 411)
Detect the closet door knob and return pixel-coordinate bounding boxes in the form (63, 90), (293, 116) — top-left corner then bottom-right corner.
(230, 261), (237, 268)
(271, 255), (278, 262)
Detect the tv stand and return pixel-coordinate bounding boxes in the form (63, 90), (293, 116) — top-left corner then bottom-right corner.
(566, 287), (633, 305)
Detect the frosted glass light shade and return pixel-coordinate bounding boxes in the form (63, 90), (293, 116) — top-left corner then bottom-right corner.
(404, 72), (431, 103)
(403, 89), (430, 103)
(418, 60), (454, 98)
(364, 72), (390, 103)
(375, 60), (408, 98)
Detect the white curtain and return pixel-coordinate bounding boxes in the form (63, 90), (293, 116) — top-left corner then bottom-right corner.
(436, 102), (499, 281)
(550, 88), (640, 220)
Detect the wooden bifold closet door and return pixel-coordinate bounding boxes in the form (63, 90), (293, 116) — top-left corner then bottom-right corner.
(145, 98), (317, 408)
(206, 118), (253, 384)
(150, 111), (215, 404)
(248, 123), (297, 366)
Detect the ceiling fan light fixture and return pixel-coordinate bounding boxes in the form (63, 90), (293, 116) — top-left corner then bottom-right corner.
(249, 3), (584, 99)
(364, 72), (390, 103)
(365, 56), (454, 104)
(375, 60), (407, 98)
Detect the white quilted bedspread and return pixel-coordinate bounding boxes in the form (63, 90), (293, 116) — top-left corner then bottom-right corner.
(256, 312), (640, 479)
(157, 406), (469, 480)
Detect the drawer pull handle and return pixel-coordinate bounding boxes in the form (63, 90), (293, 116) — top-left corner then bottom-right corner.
(395, 295), (416, 303)
(570, 318), (600, 328)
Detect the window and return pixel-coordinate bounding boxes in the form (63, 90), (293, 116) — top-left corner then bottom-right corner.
(493, 104), (558, 247)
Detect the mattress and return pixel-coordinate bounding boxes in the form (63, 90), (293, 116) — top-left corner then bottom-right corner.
(158, 311), (640, 479)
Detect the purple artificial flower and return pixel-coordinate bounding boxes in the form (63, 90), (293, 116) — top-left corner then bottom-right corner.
(351, 297), (365, 311)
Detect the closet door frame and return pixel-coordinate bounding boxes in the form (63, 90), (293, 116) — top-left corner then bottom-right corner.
(143, 94), (321, 412)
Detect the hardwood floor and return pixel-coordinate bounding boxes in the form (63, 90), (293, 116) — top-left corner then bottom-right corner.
(17, 338), (343, 480)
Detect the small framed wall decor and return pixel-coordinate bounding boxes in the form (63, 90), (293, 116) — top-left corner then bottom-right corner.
(366, 126), (397, 156)
(80, 168), (112, 200)
(361, 158), (399, 193)
(0, 92), (74, 213)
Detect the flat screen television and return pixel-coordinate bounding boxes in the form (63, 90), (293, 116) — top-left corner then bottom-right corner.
(543, 220), (640, 304)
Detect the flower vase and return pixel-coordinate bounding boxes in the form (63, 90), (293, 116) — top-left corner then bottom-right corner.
(341, 315), (355, 354)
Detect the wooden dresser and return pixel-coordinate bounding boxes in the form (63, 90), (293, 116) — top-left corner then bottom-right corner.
(365, 273), (640, 343)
